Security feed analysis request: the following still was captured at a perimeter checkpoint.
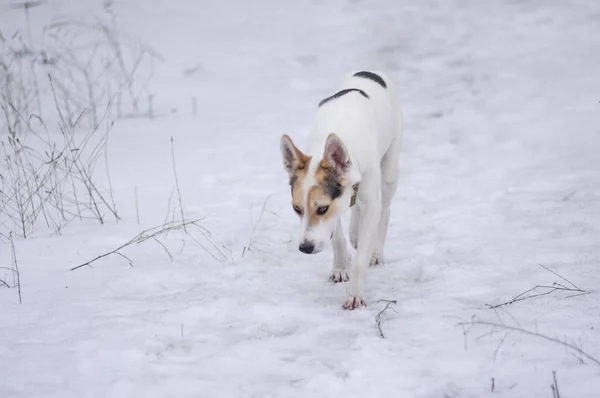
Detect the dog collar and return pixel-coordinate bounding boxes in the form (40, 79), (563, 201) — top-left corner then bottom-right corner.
(350, 183), (359, 207)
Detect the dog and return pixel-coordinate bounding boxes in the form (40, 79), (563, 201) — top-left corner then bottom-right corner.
(280, 70), (403, 310)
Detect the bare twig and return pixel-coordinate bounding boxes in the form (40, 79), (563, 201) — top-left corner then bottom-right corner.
(103, 118), (118, 222)
(538, 264), (580, 290)
(457, 318), (600, 367)
(69, 218), (199, 270)
(486, 284), (589, 309)
(114, 251), (133, 267)
(170, 137), (186, 232)
(561, 190), (576, 202)
(485, 264), (589, 309)
(70, 218), (229, 271)
(163, 187), (175, 226)
(134, 185), (140, 224)
(242, 194), (274, 257)
(551, 370), (560, 398)
(152, 236), (173, 261)
(9, 231), (22, 303)
(11, 1), (44, 116)
(491, 329), (513, 362)
(375, 299), (397, 339)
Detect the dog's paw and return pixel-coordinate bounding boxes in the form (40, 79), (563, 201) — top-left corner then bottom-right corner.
(329, 269), (349, 283)
(343, 296), (367, 310)
(370, 252), (383, 267)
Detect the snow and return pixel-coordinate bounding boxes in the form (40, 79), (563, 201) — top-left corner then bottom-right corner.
(1, 0), (600, 397)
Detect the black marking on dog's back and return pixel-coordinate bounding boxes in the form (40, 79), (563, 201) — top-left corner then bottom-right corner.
(318, 88), (369, 107)
(323, 174), (343, 200)
(353, 71), (387, 88)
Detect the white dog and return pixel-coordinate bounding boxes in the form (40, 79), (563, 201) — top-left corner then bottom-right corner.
(280, 70), (403, 309)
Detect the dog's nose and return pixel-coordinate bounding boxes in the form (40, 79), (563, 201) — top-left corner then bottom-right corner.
(299, 242), (315, 254)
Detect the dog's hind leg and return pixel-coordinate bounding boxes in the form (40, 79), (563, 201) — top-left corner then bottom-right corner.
(329, 219), (350, 283)
(371, 134), (401, 266)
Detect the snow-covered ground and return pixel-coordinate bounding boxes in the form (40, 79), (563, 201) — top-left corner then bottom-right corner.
(1, 0), (600, 396)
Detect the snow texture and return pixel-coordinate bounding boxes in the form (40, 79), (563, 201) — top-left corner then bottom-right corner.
(1, 0), (600, 397)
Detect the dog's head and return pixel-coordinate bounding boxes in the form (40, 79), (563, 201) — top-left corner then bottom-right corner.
(280, 133), (355, 254)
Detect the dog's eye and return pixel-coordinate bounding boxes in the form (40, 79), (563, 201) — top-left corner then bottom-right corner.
(316, 205), (329, 216)
(293, 205), (302, 215)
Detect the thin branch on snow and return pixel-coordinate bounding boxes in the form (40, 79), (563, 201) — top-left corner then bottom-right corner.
(0, 245), (13, 288)
(538, 264), (581, 291)
(457, 317), (600, 367)
(375, 299), (397, 339)
(491, 329), (514, 362)
(113, 251), (134, 267)
(551, 370), (560, 398)
(485, 264), (589, 309)
(134, 185), (140, 224)
(163, 187), (176, 226)
(9, 232), (22, 303)
(170, 137), (186, 232)
(69, 218), (229, 271)
(242, 194), (276, 257)
(152, 236), (173, 261)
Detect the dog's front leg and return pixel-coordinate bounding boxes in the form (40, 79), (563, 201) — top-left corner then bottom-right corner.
(344, 172), (381, 309)
(330, 220), (350, 283)
(349, 205), (360, 249)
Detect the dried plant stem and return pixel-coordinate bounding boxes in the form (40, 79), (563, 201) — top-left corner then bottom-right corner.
(242, 194), (274, 257)
(375, 299), (397, 338)
(104, 120), (118, 222)
(486, 264), (589, 309)
(20, 1), (43, 116)
(9, 232), (22, 304)
(458, 319), (600, 367)
(551, 370), (560, 398)
(69, 218), (229, 271)
(170, 137), (186, 231)
(69, 219), (197, 270)
(134, 185), (140, 224)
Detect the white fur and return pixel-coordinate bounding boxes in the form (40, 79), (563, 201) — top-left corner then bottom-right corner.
(299, 70), (403, 309)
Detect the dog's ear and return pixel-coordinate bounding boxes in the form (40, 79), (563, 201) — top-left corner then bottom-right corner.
(321, 133), (351, 176)
(280, 134), (308, 178)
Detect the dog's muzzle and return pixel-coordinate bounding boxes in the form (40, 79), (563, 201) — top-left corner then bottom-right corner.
(299, 241), (315, 254)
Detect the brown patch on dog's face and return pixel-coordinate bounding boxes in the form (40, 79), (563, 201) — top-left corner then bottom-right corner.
(289, 161), (347, 220)
(289, 160), (311, 216)
(304, 164), (346, 228)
